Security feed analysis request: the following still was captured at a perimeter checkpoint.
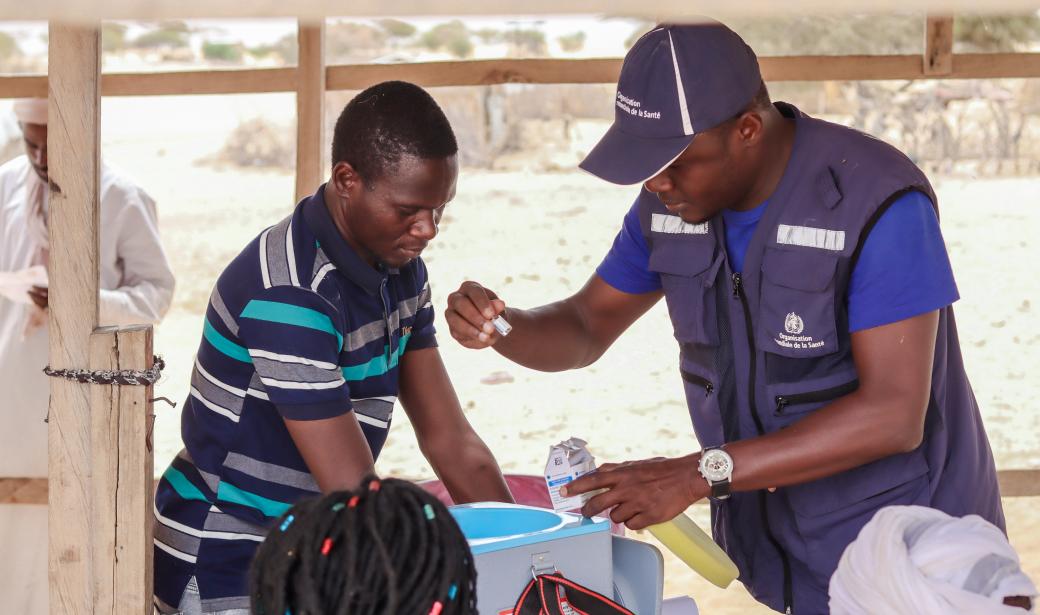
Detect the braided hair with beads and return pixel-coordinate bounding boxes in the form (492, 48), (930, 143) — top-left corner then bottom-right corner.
(250, 477), (477, 615)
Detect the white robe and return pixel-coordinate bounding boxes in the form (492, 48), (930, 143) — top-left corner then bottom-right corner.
(0, 154), (176, 478)
(0, 155), (175, 614)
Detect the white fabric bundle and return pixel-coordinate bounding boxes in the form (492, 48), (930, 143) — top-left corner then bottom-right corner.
(830, 505), (1036, 614)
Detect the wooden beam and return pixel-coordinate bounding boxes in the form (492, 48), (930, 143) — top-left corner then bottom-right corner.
(0, 478), (159, 505)
(924, 16), (955, 76)
(3, 52), (1040, 101)
(324, 58), (623, 89)
(759, 55), (919, 82)
(295, 21), (326, 203)
(6, 468), (1040, 506)
(0, 477), (49, 503)
(995, 469), (1040, 498)
(325, 53), (1040, 87)
(88, 327), (154, 615)
(6, 0), (1040, 22)
(47, 21), (101, 615)
(103, 67), (297, 96)
(0, 75), (49, 98)
(949, 53), (1040, 79)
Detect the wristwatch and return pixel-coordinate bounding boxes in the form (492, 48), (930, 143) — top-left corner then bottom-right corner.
(698, 446), (733, 501)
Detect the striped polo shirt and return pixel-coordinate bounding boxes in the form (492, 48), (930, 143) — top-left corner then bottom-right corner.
(153, 185), (436, 613)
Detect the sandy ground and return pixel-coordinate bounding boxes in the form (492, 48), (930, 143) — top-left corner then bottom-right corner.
(92, 95), (1038, 613)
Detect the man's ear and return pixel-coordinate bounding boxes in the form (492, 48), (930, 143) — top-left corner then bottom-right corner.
(736, 110), (766, 146)
(330, 161), (363, 197)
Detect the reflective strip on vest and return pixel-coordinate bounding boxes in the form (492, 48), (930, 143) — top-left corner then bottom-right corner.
(776, 224), (846, 251)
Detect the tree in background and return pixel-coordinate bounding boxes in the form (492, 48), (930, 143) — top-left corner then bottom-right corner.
(474, 28), (503, 44)
(101, 22), (128, 52)
(0, 30), (43, 73)
(623, 14), (1040, 56)
(131, 21), (191, 50)
(325, 21), (388, 64)
(0, 32), (20, 62)
(421, 20), (473, 58)
(624, 21), (654, 50)
(725, 15), (920, 56)
(955, 15), (1040, 52)
(378, 19), (417, 40)
(248, 33), (298, 65)
(558, 31), (586, 53)
(506, 27), (547, 57)
(202, 41), (244, 63)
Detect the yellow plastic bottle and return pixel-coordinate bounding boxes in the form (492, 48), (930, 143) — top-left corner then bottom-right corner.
(647, 512), (739, 588)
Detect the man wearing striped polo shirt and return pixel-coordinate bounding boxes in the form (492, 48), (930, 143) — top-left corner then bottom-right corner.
(153, 81), (512, 614)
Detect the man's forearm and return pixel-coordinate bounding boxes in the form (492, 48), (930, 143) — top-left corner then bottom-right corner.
(428, 435), (513, 504)
(727, 390), (925, 493)
(492, 301), (601, 372)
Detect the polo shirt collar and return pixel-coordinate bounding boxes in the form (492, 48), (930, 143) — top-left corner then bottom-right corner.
(302, 183), (395, 295)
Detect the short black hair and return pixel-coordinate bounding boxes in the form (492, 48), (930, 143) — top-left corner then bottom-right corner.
(728, 81), (771, 121)
(717, 81), (772, 131)
(331, 81), (458, 186)
(748, 80), (772, 111)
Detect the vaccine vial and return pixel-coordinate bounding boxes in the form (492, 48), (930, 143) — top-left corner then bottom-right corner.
(491, 315), (512, 337)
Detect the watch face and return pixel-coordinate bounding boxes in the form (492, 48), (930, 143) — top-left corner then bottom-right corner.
(700, 450), (733, 482)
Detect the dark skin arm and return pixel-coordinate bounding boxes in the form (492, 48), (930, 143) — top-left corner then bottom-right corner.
(446, 276), (939, 529)
(444, 275), (661, 371)
(284, 411), (376, 493)
(398, 346), (513, 504)
(283, 347), (515, 502)
(28, 285), (47, 309)
(564, 310), (940, 529)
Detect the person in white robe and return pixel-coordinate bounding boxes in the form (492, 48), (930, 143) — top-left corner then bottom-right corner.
(0, 97), (175, 614)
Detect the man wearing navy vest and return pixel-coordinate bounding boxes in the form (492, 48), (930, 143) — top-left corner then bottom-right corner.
(445, 21), (1004, 615)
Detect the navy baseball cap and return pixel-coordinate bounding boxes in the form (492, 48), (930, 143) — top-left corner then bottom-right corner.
(579, 22), (762, 185)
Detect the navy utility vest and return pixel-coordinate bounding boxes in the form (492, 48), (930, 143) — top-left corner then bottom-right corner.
(639, 103), (1005, 614)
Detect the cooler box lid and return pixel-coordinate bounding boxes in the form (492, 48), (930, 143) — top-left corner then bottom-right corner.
(450, 502), (610, 555)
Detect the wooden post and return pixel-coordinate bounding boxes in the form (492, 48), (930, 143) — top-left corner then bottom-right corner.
(47, 22), (154, 614)
(924, 16), (955, 76)
(295, 20), (326, 203)
(89, 327), (155, 614)
(47, 22), (101, 614)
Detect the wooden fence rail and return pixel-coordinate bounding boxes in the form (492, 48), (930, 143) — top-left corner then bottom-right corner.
(2, 52), (1040, 101)
(2, 468), (1038, 505)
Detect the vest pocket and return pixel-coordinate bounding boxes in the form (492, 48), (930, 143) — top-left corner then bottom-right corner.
(757, 247), (840, 359)
(782, 449), (930, 586)
(772, 377), (859, 417)
(787, 449), (930, 520)
(648, 236), (722, 346)
(679, 363), (725, 449)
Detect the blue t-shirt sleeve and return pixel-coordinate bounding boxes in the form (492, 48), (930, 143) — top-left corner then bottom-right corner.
(847, 190), (959, 332)
(596, 199), (663, 294)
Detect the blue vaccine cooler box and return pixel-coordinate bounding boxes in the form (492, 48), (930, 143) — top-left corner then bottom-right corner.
(450, 502), (672, 615)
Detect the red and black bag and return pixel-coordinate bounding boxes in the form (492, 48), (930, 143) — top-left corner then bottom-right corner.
(512, 573), (635, 615)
